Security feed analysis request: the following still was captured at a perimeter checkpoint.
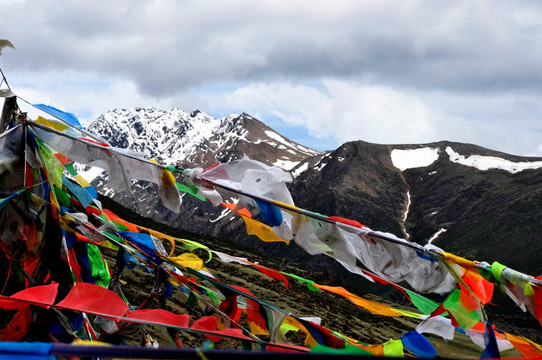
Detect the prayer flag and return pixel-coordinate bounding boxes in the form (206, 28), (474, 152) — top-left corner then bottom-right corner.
(56, 283), (128, 319)
(400, 330), (437, 358)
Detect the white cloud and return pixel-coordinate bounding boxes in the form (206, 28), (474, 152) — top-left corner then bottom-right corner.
(322, 80), (443, 145)
(9, 70), (184, 126)
(219, 79), (542, 156)
(224, 80), (451, 145)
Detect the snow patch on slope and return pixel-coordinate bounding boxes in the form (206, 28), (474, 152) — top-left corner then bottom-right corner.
(391, 148), (440, 171)
(445, 147), (542, 173)
(264, 130), (320, 156)
(401, 191), (411, 240)
(76, 165), (105, 182)
(274, 159), (300, 171)
(427, 228), (447, 245)
(291, 162), (310, 178)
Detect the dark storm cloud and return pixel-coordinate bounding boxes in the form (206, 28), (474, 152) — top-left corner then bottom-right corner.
(3, 0), (542, 97)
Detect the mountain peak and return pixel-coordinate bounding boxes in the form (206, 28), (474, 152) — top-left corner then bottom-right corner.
(87, 107), (319, 170)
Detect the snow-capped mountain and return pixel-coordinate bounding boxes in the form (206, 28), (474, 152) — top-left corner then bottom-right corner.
(88, 107), (318, 170)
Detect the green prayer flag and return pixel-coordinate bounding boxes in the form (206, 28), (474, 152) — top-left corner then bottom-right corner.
(64, 162), (78, 176)
(36, 139), (63, 188)
(491, 261), (507, 283)
(187, 291), (198, 305)
(383, 339), (404, 357)
(53, 186), (71, 208)
(166, 165), (182, 173)
(442, 288), (480, 330)
(112, 221), (130, 232)
(103, 231), (123, 244)
(311, 344), (371, 355)
(282, 272), (319, 292)
(176, 182), (207, 201)
(87, 243), (111, 288)
(405, 289), (440, 315)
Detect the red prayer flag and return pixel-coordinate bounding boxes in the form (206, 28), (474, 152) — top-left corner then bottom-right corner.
(461, 270), (494, 307)
(533, 282), (542, 327)
(191, 316), (251, 342)
(327, 216), (365, 228)
(127, 309), (191, 328)
(10, 282), (59, 308)
(246, 298), (267, 331)
(218, 295), (241, 323)
(254, 264), (289, 289)
(191, 315), (222, 342)
(0, 306), (31, 341)
(56, 282), (128, 319)
(0, 283), (59, 310)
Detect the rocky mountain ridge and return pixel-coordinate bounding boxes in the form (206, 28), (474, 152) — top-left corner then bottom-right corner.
(89, 107), (318, 170)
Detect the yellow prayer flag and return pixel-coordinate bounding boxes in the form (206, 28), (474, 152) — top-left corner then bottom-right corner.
(524, 281), (535, 296)
(249, 321), (270, 336)
(442, 251), (478, 270)
(169, 252), (204, 270)
(74, 175), (92, 188)
(160, 168), (176, 186)
(35, 116), (69, 132)
(241, 215), (290, 244)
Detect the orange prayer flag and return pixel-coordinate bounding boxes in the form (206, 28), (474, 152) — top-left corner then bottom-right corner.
(220, 202), (252, 217)
(460, 269), (494, 311)
(313, 284), (403, 317)
(102, 209), (139, 232)
(506, 332), (542, 358)
(366, 344), (385, 356)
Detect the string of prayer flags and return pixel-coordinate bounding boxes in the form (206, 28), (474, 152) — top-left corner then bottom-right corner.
(189, 158), (457, 294)
(2, 97), (542, 357)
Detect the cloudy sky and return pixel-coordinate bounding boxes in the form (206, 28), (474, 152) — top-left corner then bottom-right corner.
(1, 0), (542, 156)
